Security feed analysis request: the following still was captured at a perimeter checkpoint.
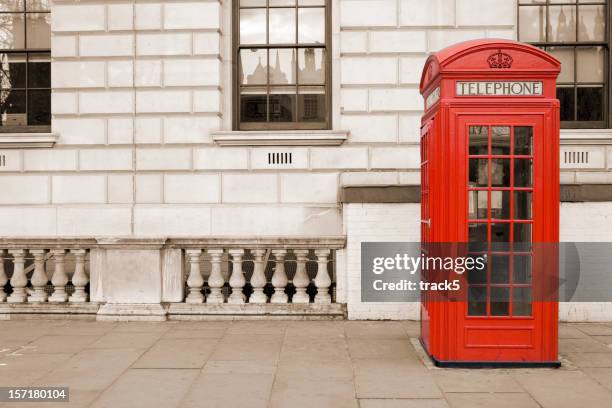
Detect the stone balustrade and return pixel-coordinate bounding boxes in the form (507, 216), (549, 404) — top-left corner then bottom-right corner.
(0, 237), (346, 320)
(0, 239), (94, 305)
(181, 247), (335, 305)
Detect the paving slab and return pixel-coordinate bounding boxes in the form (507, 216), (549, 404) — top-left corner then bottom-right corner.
(347, 338), (418, 360)
(27, 335), (100, 354)
(563, 352), (612, 367)
(269, 377), (358, 408)
(514, 370), (612, 408)
(86, 331), (162, 350)
(276, 358), (354, 381)
(132, 338), (218, 369)
(574, 323), (612, 336)
(281, 336), (351, 361)
(179, 373), (274, 408)
(202, 359), (278, 375)
(0, 353), (74, 386)
(31, 348), (143, 392)
(345, 321), (412, 339)
(359, 399), (450, 408)
(432, 369), (524, 393)
(209, 334), (283, 361)
(582, 367), (612, 391)
(444, 392), (539, 408)
(353, 359), (442, 399)
(88, 368), (198, 408)
(559, 337), (612, 353)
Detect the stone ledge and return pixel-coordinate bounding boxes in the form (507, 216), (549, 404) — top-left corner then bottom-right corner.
(96, 303), (168, 322)
(212, 130), (348, 146)
(167, 303), (347, 320)
(0, 302), (100, 319)
(342, 185), (420, 203)
(560, 184), (612, 202)
(0, 133), (58, 148)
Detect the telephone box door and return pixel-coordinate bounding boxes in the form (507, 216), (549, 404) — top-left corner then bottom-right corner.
(454, 112), (558, 362)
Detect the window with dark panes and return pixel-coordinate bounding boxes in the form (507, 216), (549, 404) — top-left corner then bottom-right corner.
(0, 0), (50, 132)
(518, 0), (608, 128)
(235, 0), (330, 130)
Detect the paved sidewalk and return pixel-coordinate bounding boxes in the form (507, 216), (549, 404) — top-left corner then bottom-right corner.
(1, 320), (611, 408)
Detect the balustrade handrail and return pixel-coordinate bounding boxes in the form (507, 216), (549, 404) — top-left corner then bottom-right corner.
(0, 236), (346, 250)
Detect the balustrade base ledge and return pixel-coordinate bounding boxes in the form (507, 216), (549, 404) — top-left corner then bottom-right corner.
(0, 302), (347, 321)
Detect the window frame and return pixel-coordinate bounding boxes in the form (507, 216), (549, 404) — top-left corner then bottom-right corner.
(517, 0), (611, 129)
(0, 1), (51, 133)
(232, 0), (332, 131)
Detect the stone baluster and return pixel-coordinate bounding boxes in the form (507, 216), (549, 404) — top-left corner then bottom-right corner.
(49, 249), (68, 303)
(314, 249), (331, 304)
(228, 249), (246, 304)
(7, 249), (27, 303)
(69, 249), (88, 302)
(249, 249), (268, 303)
(292, 249), (310, 304)
(206, 249), (225, 304)
(185, 249), (204, 303)
(28, 250), (49, 302)
(270, 250), (288, 304)
(0, 250), (7, 302)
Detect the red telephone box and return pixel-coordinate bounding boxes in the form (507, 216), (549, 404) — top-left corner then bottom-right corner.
(419, 39), (561, 367)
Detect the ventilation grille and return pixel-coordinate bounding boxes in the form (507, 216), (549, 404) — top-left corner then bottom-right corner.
(268, 152), (293, 165)
(0, 154), (5, 167)
(564, 151), (589, 165)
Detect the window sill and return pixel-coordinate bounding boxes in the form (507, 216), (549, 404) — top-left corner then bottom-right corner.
(0, 133), (58, 149)
(561, 129), (612, 145)
(212, 130), (348, 146)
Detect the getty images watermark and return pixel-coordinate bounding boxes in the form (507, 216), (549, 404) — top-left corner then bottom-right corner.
(371, 251), (486, 292)
(360, 242), (612, 303)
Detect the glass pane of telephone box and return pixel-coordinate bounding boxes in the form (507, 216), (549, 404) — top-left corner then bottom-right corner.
(469, 125), (488, 155)
(491, 255), (510, 284)
(468, 261), (487, 284)
(513, 255), (532, 284)
(468, 223), (488, 252)
(514, 191), (533, 219)
(514, 223), (532, 251)
(469, 159), (488, 187)
(490, 191), (510, 219)
(468, 190), (488, 219)
(513, 288), (532, 316)
(514, 126), (533, 155)
(491, 126), (510, 155)
(491, 287), (510, 316)
(491, 159), (510, 187)
(491, 223), (511, 251)
(514, 159), (532, 187)
(468, 286), (487, 316)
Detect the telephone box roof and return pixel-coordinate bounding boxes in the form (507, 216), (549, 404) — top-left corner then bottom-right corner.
(420, 39), (561, 95)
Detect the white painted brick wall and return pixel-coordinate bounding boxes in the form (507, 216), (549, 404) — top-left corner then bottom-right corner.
(52, 5), (106, 32)
(23, 149), (78, 171)
(79, 149), (134, 171)
(343, 203), (420, 320)
(79, 91), (134, 114)
(135, 4), (162, 30)
(136, 33), (192, 56)
(136, 175), (163, 203)
(194, 148), (249, 170)
(222, 174), (278, 203)
(340, 0), (397, 27)
(52, 61), (105, 88)
(280, 173), (339, 203)
(52, 175), (107, 204)
(79, 34), (134, 57)
(0, 176), (50, 204)
(310, 147), (369, 169)
(136, 148), (192, 170)
(164, 174), (220, 203)
(164, 2), (221, 29)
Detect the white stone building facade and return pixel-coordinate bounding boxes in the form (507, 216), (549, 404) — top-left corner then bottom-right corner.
(0, 0), (611, 321)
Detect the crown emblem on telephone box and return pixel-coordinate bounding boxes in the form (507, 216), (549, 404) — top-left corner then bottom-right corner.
(487, 49), (513, 68)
